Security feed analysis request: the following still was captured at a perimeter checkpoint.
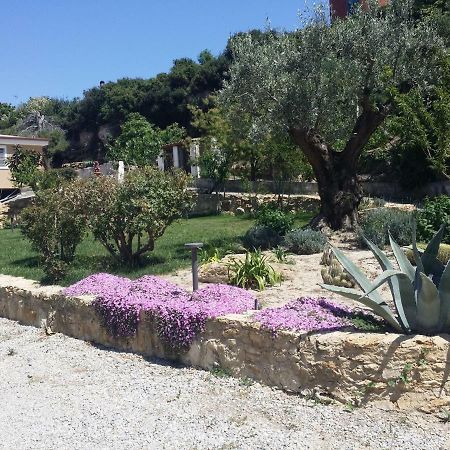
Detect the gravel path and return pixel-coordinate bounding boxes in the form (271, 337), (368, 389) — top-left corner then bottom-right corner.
(0, 318), (448, 450)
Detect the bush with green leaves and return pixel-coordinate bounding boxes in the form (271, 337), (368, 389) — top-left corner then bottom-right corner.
(7, 145), (42, 188)
(242, 225), (282, 250)
(357, 208), (414, 249)
(321, 226), (450, 335)
(283, 228), (327, 255)
(255, 205), (294, 236)
(20, 182), (86, 280)
(228, 249), (282, 291)
(83, 167), (195, 265)
(417, 196), (450, 244)
(107, 113), (185, 167)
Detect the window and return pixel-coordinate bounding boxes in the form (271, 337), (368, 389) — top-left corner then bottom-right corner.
(0, 146), (6, 167)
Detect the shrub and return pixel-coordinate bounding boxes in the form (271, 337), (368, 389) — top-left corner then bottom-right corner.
(357, 208), (413, 249)
(83, 167), (195, 265)
(283, 228), (327, 255)
(242, 225), (282, 250)
(64, 274), (255, 349)
(20, 182), (86, 280)
(255, 205), (293, 236)
(358, 196), (386, 210)
(417, 196), (450, 244)
(228, 249), (282, 290)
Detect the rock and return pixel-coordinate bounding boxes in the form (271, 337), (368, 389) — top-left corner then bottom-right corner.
(235, 207), (246, 216)
(198, 262), (229, 284)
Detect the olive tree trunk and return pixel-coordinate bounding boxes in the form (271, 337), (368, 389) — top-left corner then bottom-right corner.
(289, 106), (388, 230)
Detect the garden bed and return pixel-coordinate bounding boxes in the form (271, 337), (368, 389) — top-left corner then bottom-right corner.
(0, 274), (448, 412)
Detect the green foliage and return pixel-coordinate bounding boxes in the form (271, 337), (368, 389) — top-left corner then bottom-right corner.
(358, 197), (386, 210)
(321, 245), (356, 289)
(272, 246), (290, 263)
(358, 208), (414, 249)
(406, 243), (450, 265)
(228, 250), (282, 290)
(242, 225), (282, 250)
(199, 247), (224, 264)
(20, 182), (87, 280)
(283, 228), (327, 255)
(321, 226), (450, 335)
(417, 196), (450, 243)
(6, 145), (42, 188)
(255, 205), (294, 236)
(34, 167), (78, 191)
(221, 0), (444, 150)
(107, 113), (185, 167)
(83, 167), (195, 265)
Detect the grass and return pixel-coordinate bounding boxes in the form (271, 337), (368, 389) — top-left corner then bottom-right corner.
(0, 212), (312, 286)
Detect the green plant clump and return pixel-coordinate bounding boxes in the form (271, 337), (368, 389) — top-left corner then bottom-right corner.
(228, 249), (282, 291)
(283, 228), (327, 255)
(255, 205), (294, 236)
(321, 225), (450, 335)
(417, 196), (450, 244)
(358, 208), (414, 249)
(21, 183), (86, 280)
(242, 225), (282, 250)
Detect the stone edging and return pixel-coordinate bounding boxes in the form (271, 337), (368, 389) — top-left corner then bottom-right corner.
(0, 275), (449, 412)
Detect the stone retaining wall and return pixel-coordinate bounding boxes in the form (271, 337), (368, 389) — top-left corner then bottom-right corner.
(0, 275), (449, 412)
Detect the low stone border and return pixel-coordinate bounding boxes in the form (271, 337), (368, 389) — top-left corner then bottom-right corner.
(0, 275), (449, 412)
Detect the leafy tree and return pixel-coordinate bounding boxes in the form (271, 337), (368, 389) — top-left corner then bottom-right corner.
(21, 180), (87, 280)
(7, 145), (42, 189)
(83, 167), (195, 264)
(221, 0), (446, 229)
(107, 113), (185, 167)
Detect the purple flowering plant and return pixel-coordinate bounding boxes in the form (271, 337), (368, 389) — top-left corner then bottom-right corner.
(63, 274), (256, 349)
(254, 297), (384, 335)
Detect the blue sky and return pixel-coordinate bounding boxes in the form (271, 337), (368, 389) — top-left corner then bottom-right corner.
(1, 0), (322, 105)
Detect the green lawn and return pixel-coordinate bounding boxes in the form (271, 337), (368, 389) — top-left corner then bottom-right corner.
(0, 212), (312, 286)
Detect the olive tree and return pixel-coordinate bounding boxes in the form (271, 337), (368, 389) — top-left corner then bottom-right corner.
(221, 0), (446, 229)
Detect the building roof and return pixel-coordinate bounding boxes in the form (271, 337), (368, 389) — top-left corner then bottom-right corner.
(0, 134), (49, 146)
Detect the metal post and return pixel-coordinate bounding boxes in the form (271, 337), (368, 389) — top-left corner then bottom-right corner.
(185, 243), (203, 291)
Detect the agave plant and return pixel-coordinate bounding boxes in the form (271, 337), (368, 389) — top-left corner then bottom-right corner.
(320, 225), (450, 335)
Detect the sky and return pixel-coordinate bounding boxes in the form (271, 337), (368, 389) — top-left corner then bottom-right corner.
(1, 0), (323, 106)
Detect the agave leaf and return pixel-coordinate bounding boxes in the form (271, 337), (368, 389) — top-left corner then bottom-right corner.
(363, 237), (413, 331)
(421, 225), (445, 281)
(415, 272), (441, 334)
(438, 260), (450, 331)
(319, 283), (403, 332)
(330, 246), (385, 305)
(412, 222), (425, 273)
(389, 233), (415, 281)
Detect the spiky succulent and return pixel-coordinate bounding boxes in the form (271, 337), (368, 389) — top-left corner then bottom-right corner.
(320, 225), (450, 335)
(321, 245), (356, 289)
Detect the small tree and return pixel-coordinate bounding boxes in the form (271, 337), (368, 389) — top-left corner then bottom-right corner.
(84, 167), (195, 264)
(7, 145), (42, 189)
(107, 113), (186, 167)
(20, 182), (87, 280)
(221, 0), (445, 229)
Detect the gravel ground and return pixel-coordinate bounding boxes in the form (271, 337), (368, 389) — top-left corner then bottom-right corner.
(0, 318), (448, 450)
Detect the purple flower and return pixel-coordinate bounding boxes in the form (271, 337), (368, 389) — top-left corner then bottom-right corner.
(63, 276), (256, 349)
(253, 297), (356, 334)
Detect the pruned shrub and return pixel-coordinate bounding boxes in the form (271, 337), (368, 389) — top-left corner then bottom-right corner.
(255, 205), (293, 236)
(417, 196), (450, 244)
(20, 182), (86, 280)
(242, 225), (282, 250)
(283, 228), (327, 255)
(83, 167), (195, 265)
(357, 208), (414, 249)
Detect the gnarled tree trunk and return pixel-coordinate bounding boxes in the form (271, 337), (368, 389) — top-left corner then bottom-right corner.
(289, 107), (388, 230)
